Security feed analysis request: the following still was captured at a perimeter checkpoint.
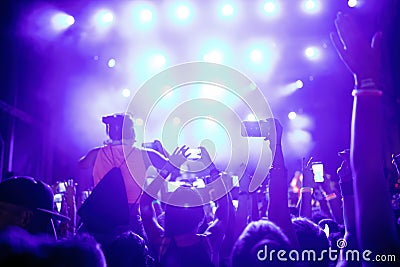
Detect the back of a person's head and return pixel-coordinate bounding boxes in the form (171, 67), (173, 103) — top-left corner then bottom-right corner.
(0, 227), (45, 267)
(102, 113), (135, 141)
(164, 187), (205, 236)
(292, 217), (330, 266)
(103, 231), (152, 267)
(232, 220), (296, 267)
(42, 234), (106, 267)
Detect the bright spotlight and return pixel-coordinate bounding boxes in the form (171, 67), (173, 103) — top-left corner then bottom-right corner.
(221, 4), (234, 16)
(246, 114), (257, 121)
(108, 58), (116, 68)
(302, 0), (321, 14)
(288, 112), (297, 120)
(304, 46), (320, 60)
(97, 9), (114, 23)
(348, 0), (358, 8)
(250, 49), (263, 63)
(139, 9), (153, 22)
(93, 9), (114, 31)
(122, 88), (131, 98)
(175, 5), (191, 20)
(295, 80), (304, 89)
(149, 54), (167, 70)
(264, 1), (278, 14)
(51, 12), (75, 31)
(203, 50), (224, 63)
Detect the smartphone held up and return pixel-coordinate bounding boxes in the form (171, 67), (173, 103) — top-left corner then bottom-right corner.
(241, 120), (271, 138)
(311, 162), (324, 183)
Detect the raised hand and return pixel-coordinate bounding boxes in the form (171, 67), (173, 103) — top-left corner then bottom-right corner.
(167, 145), (189, 170)
(330, 12), (382, 85)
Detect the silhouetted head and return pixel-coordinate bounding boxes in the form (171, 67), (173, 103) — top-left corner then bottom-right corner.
(102, 113), (135, 141)
(232, 219), (295, 267)
(164, 187), (205, 236)
(292, 217), (330, 266)
(103, 231), (152, 267)
(42, 234), (106, 267)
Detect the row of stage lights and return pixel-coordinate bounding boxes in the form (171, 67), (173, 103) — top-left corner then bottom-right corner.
(47, 0), (362, 151)
(51, 0), (361, 32)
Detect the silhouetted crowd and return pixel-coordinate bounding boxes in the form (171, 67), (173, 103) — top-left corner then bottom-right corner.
(1, 12), (400, 267)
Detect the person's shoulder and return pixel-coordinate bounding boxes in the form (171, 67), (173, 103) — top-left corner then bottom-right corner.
(87, 146), (102, 154)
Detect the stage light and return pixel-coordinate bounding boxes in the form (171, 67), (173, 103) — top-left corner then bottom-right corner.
(295, 79), (304, 89)
(304, 46), (320, 60)
(139, 9), (153, 22)
(203, 50), (224, 63)
(93, 9), (114, 33)
(221, 4), (234, 16)
(279, 80), (304, 97)
(122, 88), (131, 98)
(246, 114), (257, 121)
(244, 39), (278, 79)
(348, 0), (358, 8)
(302, 0), (321, 14)
(264, 1), (278, 14)
(108, 58), (116, 68)
(250, 49), (263, 64)
(51, 12), (75, 31)
(175, 5), (191, 20)
(288, 112), (297, 120)
(95, 9), (114, 24)
(149, 54), (167, 70)
(198, 39), (232, 65)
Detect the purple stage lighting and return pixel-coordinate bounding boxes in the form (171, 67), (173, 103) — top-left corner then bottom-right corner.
(304, 46), (320, 60)
(108, 58), (116, 68)
(51, 12), (75, 31)
(348, 0), (358, 8)
(288, 112), (297, 120)
(139, 9), (153, 22)
(295, 79), (304, 89)
(175, 5), (191, 20)
(250, 49), (263, 63)
(264, 1), (278, 14)
(203, 50), (224, 63)
(122, 88), (131, 98)
(302, 0), (320, 14)
(94, 9), (114, 28)
(221, 4), (234, 16)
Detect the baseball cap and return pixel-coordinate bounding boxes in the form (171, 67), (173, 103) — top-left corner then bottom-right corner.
(0, 176), (69, 222)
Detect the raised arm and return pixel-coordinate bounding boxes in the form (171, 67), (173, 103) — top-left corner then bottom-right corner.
(267, 119), (300, 249)
(140, 146), (188, 248)
(331, 12), (400, 257)
(298, 159), (313, 219)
